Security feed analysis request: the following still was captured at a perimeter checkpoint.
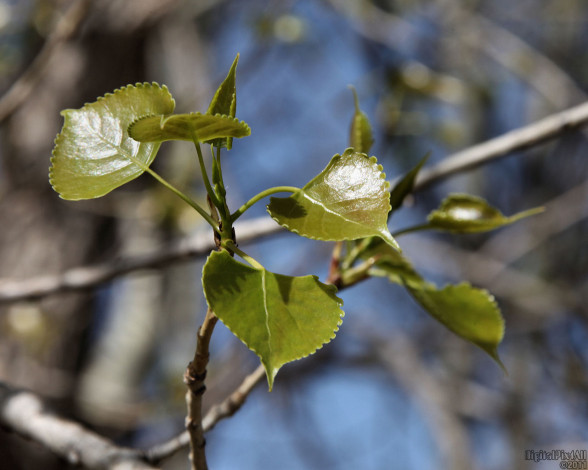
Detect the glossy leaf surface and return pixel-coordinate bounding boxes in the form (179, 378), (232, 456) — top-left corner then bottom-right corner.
(268, 149), (398, 249)
(428, 194), (543, 232)
(207, 53), (239, 149)
(349, 86), (374, 154)
(389, 152), (429, 212)
(202, 250), (344, 390)
(50, 83), (175, 200)
(356, 239), (505, 368)
(128, 113), (250, 143)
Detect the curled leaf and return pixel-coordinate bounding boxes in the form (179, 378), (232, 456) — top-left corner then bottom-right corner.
(203, 250), (344, 390)
(207, 53), (239, 149)
(428, 194), (544, 233)
(389, 152), (429, 212)
(128, 113), (250, 143)
(49, 83), (175, 200)
(268, 149), (398, 249)
(349, 86), (374, 154)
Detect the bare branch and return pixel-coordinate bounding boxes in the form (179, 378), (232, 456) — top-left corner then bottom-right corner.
(0, 382), (158, 470)
(0, 0), (91, 123)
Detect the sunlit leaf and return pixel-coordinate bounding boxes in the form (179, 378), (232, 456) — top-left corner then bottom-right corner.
(202, 250), (344, 390)
(128, 113), (250, 143)
(49, 83), (175, 200)
(406, 282), (505, 370)
(389, 152), (429, 212)
(207, 53), (239, 149)
(268, 149), (399, 249)
(349, 86), (374, 154)
(427, 194), (544, 233)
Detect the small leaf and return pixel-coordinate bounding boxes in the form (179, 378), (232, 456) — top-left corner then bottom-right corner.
(207, 53), (239, 149)
(203, 250), (344, 390)
(349, 86), (374, 154)
(353, 239), (505, 368)
(406, 282), (505, 370)
(389, 152), (429, 212)
(268, 148), (398, 249)
(128, 113), (250, 143)
(49, 83), (175, 200)
(427, 194), (544, 233)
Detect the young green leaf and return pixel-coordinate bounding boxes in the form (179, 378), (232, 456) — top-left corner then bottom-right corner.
(389, 152), (429, 212)
(49, 83), (175, 200)
(406, 282), (505, 371)
(207, 53), (239, 149)
(267, 149), (399, 249)
(427, 194), (544, 233)
(349, 86), (374, 154)
(202, 250), (344, 390)
(128, 113), (250, 143)
(351, 239), (505, 369)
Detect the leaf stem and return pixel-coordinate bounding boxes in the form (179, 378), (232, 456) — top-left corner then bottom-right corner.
(193, 138), (222, 210)
(223, 241), (264, 270)
(143, 166), (219, 234)
(391, 223), (432, 238)
(231, 186), (299, 223)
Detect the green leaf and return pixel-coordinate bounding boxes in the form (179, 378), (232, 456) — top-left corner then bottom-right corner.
(406, 282), (505, 370)
(202, 250), (344, 390)
(427, 194), (544, 233)
(389, 152), (429, 212)
(352, 239), (505, 369)
(207, 53), (239, 149)
(349, 86), (374, 154)
(268, 148), (399, 249)
(49, 83), (175, 200)
(128, 113), (250, 144)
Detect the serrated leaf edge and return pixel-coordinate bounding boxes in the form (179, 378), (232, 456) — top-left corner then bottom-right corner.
(202, 252), (344, 390)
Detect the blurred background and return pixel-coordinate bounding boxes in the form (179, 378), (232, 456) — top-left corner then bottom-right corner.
(0, 0), (587, 469)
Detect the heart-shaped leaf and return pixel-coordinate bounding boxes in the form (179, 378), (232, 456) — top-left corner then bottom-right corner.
(427, 194), (543, 233)
(268, 149), (399, 249)
(389, 152), (429, 212)
(49, 83), (175, 200)
(406, 282), (505, 370)
(207, 53), (239, 149)
(128, 113), (250, 144)
(203, 250), (344, 390)
(349, 86), (374, 154)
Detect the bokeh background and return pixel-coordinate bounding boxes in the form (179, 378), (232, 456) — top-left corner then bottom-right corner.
(1, 0), (587, 469)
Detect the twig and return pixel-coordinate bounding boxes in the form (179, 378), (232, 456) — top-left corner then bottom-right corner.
(1, 100), (588, 304)
(0, 382), (157, 470)
(183, 308), (217, 470)
(143, 365), (265, 464)
(0, 0), (91, 123)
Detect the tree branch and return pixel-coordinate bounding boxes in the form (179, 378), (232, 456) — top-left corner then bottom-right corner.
(0, 382), (158, 470)
(1, 99), (588, 304)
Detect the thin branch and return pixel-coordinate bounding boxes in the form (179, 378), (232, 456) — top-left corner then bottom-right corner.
(1, 99), (588, 304)
(0, 0), (92, 123)
(0, 382), (158, 470)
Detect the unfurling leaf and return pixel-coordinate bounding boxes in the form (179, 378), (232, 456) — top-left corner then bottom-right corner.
(406, 282), (505, 371)
(389, 152), (429, 212)
(207, 53), (239, 149)
(354, 239), (505, 369)
(202, 250), (344, 390)
(268, 148), (399, 249)
(49, 83), (175, 200)
(427, 193), (544, 233)
(349, 86), (374, 154)
(128, 113), (250, 143)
